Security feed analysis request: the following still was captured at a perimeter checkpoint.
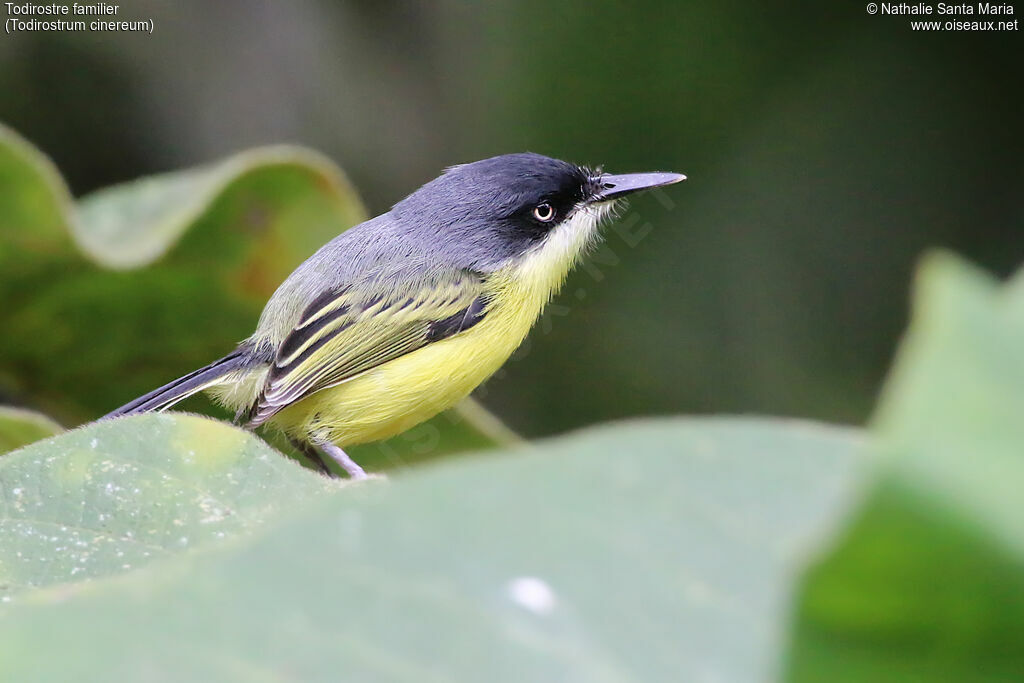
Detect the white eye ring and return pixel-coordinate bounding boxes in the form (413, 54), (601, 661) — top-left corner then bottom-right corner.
(532, 203), (556, 222)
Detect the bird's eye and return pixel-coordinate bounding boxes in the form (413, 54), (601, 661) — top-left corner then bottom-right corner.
(532, 203), (556, 222)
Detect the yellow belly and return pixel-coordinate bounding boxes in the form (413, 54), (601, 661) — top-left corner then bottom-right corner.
(267, 274), (543, 446)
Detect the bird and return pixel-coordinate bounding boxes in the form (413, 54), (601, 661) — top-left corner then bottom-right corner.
(105, 153), (685, 478)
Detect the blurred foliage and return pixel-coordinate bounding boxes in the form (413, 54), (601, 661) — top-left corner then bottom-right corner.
(1, 1), (1018, 435)
(0, 416), (865, 681)
(0, 122), (365, 421)
(787, 254), (1024, 681)
(0, 407), (62, 453)
(0, 124), (514, 470)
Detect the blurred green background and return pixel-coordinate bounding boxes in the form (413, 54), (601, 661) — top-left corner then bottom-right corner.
(1, 0), (1021, 436)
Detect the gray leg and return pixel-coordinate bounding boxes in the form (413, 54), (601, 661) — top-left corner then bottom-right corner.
(312, 435), (367, 480)
(288, 437), (334, 477)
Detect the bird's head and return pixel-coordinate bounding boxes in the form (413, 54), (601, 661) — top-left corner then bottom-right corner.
(391, 152), (685, 272)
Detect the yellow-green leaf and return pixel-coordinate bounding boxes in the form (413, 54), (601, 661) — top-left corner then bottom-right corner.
(0, 406), (62, 454)
(0, 417), (864, 680)
(786, 253), (1024, 682)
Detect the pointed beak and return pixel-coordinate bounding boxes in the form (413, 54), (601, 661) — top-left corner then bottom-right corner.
(590, 171), (686, 202)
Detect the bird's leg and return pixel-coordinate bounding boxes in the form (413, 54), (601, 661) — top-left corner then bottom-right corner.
(311, 434), (368, 480)
(287, 437), (334, 477)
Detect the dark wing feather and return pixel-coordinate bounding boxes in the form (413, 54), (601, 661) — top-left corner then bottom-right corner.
(247, 271), (488, 427)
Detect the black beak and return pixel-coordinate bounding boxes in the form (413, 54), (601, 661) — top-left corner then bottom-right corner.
(591, 171), (686, 202)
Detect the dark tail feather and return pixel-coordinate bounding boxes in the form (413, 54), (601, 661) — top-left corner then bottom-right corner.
(103, 350), (250, 419)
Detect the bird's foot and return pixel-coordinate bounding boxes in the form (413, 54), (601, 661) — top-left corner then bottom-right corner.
(314, 437), (370, 480)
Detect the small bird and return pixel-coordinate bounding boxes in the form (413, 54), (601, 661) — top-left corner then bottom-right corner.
(106, 153), (684, 478)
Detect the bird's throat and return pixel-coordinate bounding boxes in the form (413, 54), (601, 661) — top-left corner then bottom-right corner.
(506, 201), (613, 307)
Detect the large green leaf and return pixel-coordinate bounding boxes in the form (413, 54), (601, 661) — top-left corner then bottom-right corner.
(0, 124), (516, 462)
(0, 122), (365, 421)
(0, 406), (62, 454)
(786, 253), (1024, 682)
(0, 417), (864, 681)
(0, 413), (332, 599)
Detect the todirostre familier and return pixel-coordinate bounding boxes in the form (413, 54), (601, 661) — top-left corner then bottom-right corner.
(106, 153), (685, 478)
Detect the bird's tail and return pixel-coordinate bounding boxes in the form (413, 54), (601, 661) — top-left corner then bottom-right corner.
(103, 350), (251, 418)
